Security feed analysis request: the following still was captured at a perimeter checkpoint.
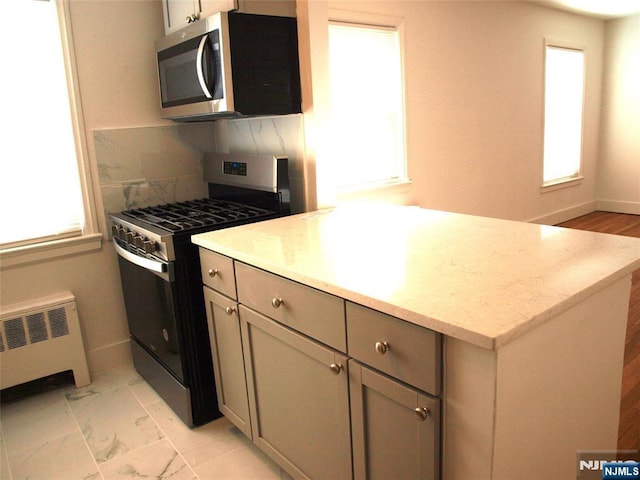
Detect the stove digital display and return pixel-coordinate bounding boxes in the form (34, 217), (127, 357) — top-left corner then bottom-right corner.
(223, 161), (247, 176)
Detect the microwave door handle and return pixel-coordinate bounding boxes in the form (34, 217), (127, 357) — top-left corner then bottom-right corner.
(196, 35), (213, 99)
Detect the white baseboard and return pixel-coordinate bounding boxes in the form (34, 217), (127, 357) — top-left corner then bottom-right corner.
(596, 200), (640, 215)
(526, 201), (598, 225)
(87, 339), (133, 375)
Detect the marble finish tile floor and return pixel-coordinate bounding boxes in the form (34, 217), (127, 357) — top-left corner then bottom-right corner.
(0, 365), (291, 480)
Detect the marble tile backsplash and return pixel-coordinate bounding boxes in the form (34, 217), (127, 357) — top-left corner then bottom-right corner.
(95, 114), (306, 222)
(212, 115), (306, 214)
(96, 124), (215, 216)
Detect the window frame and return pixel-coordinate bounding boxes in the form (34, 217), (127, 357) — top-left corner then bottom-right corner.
(326, 9), (410, 204)
(0, 0), (101, 269)
(540, 39), (587, 192)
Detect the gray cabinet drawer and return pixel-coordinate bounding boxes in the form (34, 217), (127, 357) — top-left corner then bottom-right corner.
(199, 248), (236, 299)
(236, 262), (346, 352)
(346, 302), (441, 395)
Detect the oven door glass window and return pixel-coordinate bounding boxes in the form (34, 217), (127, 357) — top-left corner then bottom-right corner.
(117, 256), (184, 381)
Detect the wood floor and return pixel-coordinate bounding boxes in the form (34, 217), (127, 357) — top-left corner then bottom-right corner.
(557, 211), (640, 451)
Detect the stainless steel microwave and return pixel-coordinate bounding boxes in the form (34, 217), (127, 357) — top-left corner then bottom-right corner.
(155, 11), (302, 122)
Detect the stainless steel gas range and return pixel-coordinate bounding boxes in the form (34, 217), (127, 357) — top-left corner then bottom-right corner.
(110, 153), (290, 426)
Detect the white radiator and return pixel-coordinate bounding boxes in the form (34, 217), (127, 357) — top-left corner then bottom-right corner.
(0, 292), (90, 389)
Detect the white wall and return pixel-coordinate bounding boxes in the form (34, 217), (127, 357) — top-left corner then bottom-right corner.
(597, 14), (640, 214)
(311, 1), (606, 223)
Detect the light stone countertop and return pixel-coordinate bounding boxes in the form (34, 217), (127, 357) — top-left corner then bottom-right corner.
(192, 205), (640, 350)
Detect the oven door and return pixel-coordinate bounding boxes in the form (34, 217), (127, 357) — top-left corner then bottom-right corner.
(114, 242), (185, 382)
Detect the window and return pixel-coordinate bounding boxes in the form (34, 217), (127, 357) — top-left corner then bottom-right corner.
(0, 0), (97, 256)
(542, 43), (585, 187)
(327, 20), (406, 193)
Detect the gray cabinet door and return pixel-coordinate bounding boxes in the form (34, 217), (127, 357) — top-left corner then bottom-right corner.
(203, 286), (251, 437)
(350, 360), (440, 480)
(240, 305), (352, 480)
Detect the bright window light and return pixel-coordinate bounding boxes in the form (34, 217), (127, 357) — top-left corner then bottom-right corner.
(543, 45), (585, 185)
(0, 0), (84, 247)
(328, 21), (406, 191)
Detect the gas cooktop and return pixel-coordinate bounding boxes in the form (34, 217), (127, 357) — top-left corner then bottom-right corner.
(121, 198), (276, 233)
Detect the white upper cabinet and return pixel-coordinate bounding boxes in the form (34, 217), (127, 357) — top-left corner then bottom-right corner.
(162, 0), (196, 35)
(161, 0), (296, 35)
(162, 0), (236, 35)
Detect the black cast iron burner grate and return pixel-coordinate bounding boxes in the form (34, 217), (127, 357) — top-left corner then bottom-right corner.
(122, 198), (275, 232)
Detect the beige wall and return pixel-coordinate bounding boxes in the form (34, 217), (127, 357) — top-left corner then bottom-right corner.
(598, 14), (640, 214)
(405, 1), (604, 223)
(70, 0), (166, 129)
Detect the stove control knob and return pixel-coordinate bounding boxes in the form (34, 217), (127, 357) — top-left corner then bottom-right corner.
(143, 240), (156, 254)
(111, 224), (119, 238)
(125, 231), (135, 244)
(133, 235), (144, 248)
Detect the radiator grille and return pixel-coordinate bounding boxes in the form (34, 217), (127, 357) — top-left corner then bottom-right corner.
(27, 312), (47, 344)
(1, 305), (70, 351)
(4, 317), (27, 350)
(49, 307), (69, 338)
(0, 292), (90, 389)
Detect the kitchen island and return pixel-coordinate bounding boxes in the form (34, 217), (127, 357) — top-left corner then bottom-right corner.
(192, 205), (640, 480)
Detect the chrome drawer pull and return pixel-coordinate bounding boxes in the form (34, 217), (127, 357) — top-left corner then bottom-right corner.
(224, 306), (236, 316)
(208, 269), (218, 278)
(414, 407), (431, 421)
(375, 341), (390, 355)
(271, 297), (284, 308)
(329, 363), (343, 375)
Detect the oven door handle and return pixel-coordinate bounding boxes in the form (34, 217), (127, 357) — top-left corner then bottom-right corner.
(114, 241), (174, 281)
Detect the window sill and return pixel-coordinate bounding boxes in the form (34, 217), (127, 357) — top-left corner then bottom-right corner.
(540, 176), (584, 193)
(0, 233), (103, 270)
(336, 179), (413, 205)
